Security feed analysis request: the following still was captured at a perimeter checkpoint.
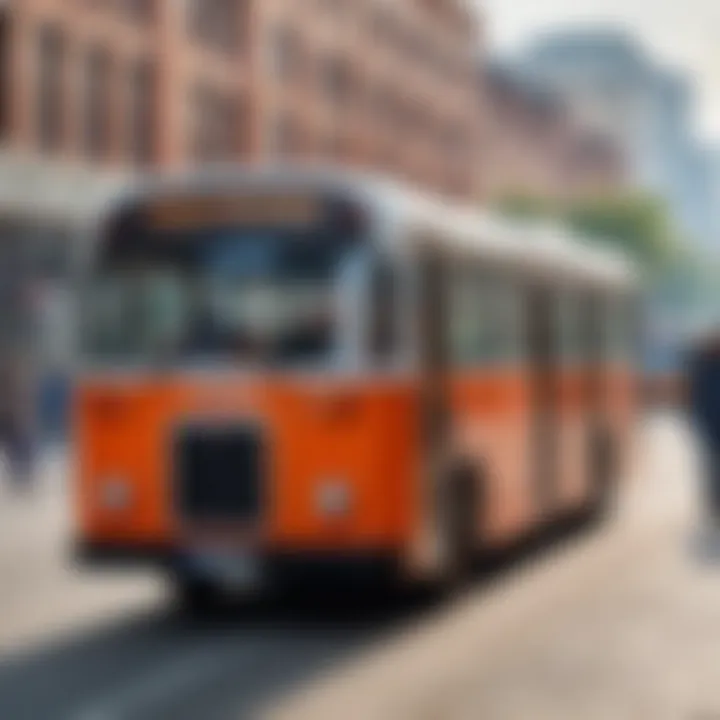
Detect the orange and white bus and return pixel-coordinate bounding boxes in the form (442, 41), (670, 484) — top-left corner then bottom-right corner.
(75, 167), (638, 605)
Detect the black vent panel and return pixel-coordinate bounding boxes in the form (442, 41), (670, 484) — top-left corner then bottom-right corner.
(176, 426), (262, 523)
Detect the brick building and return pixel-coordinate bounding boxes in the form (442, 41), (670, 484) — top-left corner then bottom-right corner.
(0, 1), (627, 225)
(0, 0), (483, 435)
(479, 64), (626, 204)
(0, 0), (480, 195)
(0, 1), (631, 436)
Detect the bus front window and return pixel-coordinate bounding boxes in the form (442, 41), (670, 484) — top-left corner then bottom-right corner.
(83, 228), (356, 367)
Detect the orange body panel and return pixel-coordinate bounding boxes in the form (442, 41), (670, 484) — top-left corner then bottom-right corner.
(76, 376), (421, 554)
(75, 363), (636, 564)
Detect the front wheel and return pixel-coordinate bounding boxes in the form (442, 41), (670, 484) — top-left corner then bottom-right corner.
(171, 574), (222, 617)
(436, 467), (479, 590)
(589, 431), (617, 522)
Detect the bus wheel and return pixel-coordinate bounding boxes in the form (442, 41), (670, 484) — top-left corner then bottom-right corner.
(172, 575), (222, 617)
(589, 431), (616, 521)
(438, 465), (479, 590)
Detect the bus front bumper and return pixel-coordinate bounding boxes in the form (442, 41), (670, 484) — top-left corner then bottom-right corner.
(75, 540), (402, 589)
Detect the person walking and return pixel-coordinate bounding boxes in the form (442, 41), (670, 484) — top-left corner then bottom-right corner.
(0, 236), (39, 495)
(0, 351), (36, 494)
(688, 332), (720, 518)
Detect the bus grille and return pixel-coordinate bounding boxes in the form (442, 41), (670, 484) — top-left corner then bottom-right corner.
(175, 426), (262, 524)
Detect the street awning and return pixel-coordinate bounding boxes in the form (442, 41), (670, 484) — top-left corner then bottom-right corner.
(0, 150), (132, 228)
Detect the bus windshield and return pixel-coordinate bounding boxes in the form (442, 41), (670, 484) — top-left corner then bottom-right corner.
(82, 225), (359, 367)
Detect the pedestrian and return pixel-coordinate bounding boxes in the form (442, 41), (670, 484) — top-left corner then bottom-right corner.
(687, 331), (720, 519)
(0, 352), (36, 494)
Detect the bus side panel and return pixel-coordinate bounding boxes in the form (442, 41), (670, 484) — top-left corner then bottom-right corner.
(75, 383), (176, 548)
(75, 379), (422, 557)
(267, 382), (422, 552)
(449, 368), (535, 546)
(604, 363), (638, 478)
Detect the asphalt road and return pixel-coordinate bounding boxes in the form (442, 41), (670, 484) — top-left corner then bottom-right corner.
(0, 415), (714, 720)
(0, 455), (415, 720)
(0, 603), (409, 720)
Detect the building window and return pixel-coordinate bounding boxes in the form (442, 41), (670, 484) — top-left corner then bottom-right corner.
(271, 28), (300, 82)
(128, 58), (156, 165)
(320, 57), (351, 105)
(118, 0), (156, 24)
(83, 47), (112, 160)
(36, 25), (65, 153)
(187, 0), (241, 54)
(267, 114), (297, 157)
(189, 85), (238, 163)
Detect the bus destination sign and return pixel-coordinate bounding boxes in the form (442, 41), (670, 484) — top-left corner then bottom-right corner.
(147, 195), (323, 231)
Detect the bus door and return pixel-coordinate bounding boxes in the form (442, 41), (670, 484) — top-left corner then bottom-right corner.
(418, 249), (450, 465)
(526, 286), (561, 517)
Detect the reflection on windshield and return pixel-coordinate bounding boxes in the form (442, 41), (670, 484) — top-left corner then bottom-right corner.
(83, 229), (355, 367)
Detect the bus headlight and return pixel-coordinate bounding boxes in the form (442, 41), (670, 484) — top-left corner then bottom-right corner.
(99, 476), (132, 511)
(316, 480), (352, 517)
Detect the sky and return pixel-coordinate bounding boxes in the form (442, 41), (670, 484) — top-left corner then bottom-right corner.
(479, 0), (720, 143)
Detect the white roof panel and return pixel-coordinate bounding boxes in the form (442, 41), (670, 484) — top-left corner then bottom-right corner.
(109, 164), (638, 290)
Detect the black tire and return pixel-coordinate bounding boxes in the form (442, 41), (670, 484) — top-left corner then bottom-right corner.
(172, 575), (222, 617)
(438, 465), (479, 590)
(589, 430), (616, 521)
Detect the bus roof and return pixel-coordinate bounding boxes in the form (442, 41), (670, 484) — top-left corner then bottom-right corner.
(106, 164), (638, 291)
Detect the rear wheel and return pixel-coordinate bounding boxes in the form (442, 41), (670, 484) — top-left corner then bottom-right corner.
(589, 430), (616, 521)
(437, 466), (479, 590)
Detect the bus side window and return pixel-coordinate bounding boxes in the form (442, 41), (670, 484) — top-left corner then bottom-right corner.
(623, 296), (642, 367)
(369, 257), (399, 363)
(557, 290), (584, 367)
(606, 297), (636, 365)
(448, 264), (484, 368)
(482, 276), (523, 366)
(448, 268), (521, 368)
(581, 294), (601, 365)
(598, 299), (611, 362)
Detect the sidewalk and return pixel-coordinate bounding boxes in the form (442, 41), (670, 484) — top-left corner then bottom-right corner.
(0, 445), (69, 556)
(0, 444), (163, 655)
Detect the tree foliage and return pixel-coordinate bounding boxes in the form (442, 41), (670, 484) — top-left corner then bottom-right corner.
(495, 192), (680, 275)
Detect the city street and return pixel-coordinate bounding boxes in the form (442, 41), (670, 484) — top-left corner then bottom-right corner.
(1, 415), (719, 720)
(0, 0), (714, 719)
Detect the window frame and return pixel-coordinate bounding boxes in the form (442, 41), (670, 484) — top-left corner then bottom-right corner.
(446, 259), (524, 370)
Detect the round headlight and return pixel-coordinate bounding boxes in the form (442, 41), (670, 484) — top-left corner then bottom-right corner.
(316, 480), (352, 517)
(100, 477), (132, 511)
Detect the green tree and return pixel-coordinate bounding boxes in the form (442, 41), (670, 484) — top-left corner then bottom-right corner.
(562, 195), (677, 275)
(495, 192), (680, 276)
(494, 194), (559, 221)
